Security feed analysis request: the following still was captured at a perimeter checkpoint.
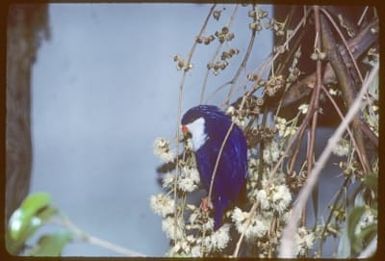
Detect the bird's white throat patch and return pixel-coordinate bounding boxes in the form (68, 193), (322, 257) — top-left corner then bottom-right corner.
(186, 117), (208, 151)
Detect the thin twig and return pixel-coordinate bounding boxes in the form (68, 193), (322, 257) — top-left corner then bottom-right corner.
(357, 6), (369, 26)
(320, 7), (363, 83)
(230, 9), (314, 257)
(174, 3), (216, 241)
(305, 5), (322, 226)
(207, 6), (311, 105)
(278, 62), (378, 258)
(318, 177), (350, 255)
(53, 215), (145, 256)
(199, 5), (239, 104)
(321, 85), (367, 171)
(281, 17), (378, 108)
(320, 11), (370, 175)
(232, 203), (258, 257)
(225, 4), (258, 105)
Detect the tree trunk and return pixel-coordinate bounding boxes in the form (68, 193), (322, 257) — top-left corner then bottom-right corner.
(6, 4), (49, 222)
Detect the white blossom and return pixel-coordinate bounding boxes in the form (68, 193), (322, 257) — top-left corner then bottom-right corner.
(190, 245), (201, 257)
(298, 104), (309, 114)
(188, 209), (199, 225)
(202, 218), (214, 231)
(173, 239), (190, 254)
(329, 88), (339, 96)
(231, 208), (269, 239)
(150, 193), (174, 218)
(247, 218), (269, 239)
(275, 117), (287, 137)
(209, 224), (230, 250)
(162, 172), (176, 189)
(226, 106), (235, 115)
(275, 117), (297, 137)
(294, 227), (314, 256)
(332, 138), (350, 156)
(271, 184), (292, 213)
(153, 137), (175, 162)
(254, 182), (292, 214)
(178, 166), (200, 192)
(162, 216), (184, 241)
(256, 189), (269, 210)
(286, 127), (297, 137)
(202, 224), (230, 252)
(232, 207), (248, 224)
(184, 138), (194, 150)
(263, 140), (280, 164)
(232, 116), (246, 128)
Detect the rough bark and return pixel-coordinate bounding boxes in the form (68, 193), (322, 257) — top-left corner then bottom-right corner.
(6, 4), (49, 222)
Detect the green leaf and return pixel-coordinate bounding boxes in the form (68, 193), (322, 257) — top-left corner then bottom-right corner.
(353, 223), (377, 254)
(6, 192), (57, 255)
(27, 232), (72, 256)
(347, 206), (365, 241)
(347, 206), (377, 255)
(8, 192), (52, 241)
(362, 172), (378, 193)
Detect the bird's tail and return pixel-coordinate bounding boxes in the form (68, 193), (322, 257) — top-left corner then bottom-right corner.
(213, 197), (229, 231)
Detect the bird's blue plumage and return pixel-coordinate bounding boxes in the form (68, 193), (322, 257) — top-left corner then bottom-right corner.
(182, 105), (248, 230)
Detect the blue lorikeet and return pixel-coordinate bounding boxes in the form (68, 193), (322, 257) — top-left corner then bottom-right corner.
(181, 105), (248, 230)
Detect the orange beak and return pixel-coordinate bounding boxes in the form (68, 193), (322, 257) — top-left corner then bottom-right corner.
(181, 125), (189, 135)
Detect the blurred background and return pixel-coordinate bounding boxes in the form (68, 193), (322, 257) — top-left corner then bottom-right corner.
(6, 3), (357, 257)
(27, 3), (273, 256)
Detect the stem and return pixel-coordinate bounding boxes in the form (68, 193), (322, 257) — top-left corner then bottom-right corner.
(318, 177), (350, 255)
(320, 11), (370, 175)
(305, 6), (322, 225)
(281, 17), (378, 107)
(232, 203), (258, 257)
(225, 4), (258, 105)
(55, 215), (145, 256)
(321, 85), (367, 171)
(278, 61), (378, 258)
(320, 7), (363, 83)
(174, 3), (216, 242)
(357, 6), (369, 26)
(199, 5), (239, 104)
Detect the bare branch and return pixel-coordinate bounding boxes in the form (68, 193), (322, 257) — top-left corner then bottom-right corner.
(54, 215), (146, 257)
(278, 62), (378, 258)
(174, 3), (216, 241)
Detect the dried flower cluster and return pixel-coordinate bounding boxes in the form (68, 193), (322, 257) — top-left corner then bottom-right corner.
(264, 75), (285, 97)
(153, 137), (175, 162)
(173, 55), (192, 72)
(153, 4), (378, 258)
(248, 6), (269, 32)
(286, 47), (303, 85)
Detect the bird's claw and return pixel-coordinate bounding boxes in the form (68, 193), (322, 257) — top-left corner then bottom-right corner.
(200, 197), (213, 213)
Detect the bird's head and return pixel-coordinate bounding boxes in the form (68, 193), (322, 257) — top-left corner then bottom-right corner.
(181, 105), (230, 151)
(181, 107), (208, 151)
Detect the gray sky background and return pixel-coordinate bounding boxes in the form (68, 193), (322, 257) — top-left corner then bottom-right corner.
(30, 3), (273, 256)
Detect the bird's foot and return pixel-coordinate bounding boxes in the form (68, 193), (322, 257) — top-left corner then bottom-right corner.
(200, 197), (213, 213)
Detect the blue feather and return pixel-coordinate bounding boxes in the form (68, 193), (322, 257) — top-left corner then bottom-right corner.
(182, 105), (248, 230)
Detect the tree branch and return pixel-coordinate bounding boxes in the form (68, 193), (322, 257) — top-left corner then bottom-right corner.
(320, 11), (370, 175)
(278, 61), (378, 258)
(281, 18), (378, 107)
